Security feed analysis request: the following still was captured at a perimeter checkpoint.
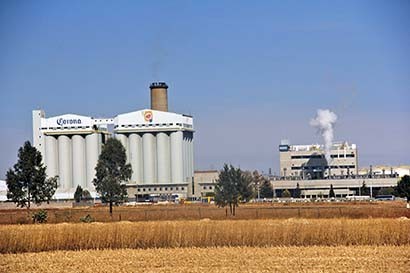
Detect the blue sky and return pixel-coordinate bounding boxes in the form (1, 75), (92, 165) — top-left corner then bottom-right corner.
(0, 0), (409, 178)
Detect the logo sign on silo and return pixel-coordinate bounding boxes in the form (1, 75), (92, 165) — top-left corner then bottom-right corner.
(143, 111), (153, 122)
(57, 118), (82, 126)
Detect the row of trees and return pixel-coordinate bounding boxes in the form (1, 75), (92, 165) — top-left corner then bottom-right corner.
(5, 139), (410, 217)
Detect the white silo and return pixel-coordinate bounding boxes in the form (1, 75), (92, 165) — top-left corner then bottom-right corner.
(156, 132), (171, 184)
(129, 133), (143, 184)
(45, 135), (59, 178)
(170, 131), (183, 184)
(143, 133), (156, 184)
(72, 135), (86, 188)
(85, 133), (99, 189)
(116, 133), (129, 162)
(58, 135), (72, 189)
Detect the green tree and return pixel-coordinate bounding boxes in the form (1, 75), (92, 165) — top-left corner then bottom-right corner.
(360, 181), (370, 196)
(377, 187), (395, 196)
(293, 183), (301, 198)
(93, 138), (132, 215)
(214, 164), (253, 216)
(260, 180), (273, 199)
(282, 189), (291, 198)
(74, 185), (83, 203)
(395, 175), (410, 202)
(329, 184), (335, 198)
(6, 141), (57, 210)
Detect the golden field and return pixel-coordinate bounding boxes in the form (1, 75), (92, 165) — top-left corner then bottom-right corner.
(1, 218), (410, 253)
(1, 246), (409, 273)
(0, 201), (409, 224)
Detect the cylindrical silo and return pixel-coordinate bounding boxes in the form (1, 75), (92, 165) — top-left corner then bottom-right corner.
(129, 133), (143, 184)
(86, 133), (99, 189)
(58, 135), (72, 190)
(72, 135), (86, 188)
(150, 82), (168, 112)
(142, 133), (156, 184)
(116, 133), (129, 163)
(188, 135), (193, 178)
(45, 135), (59, 178)
(170, 131), (183, 184)
(157, 132), (171, 184)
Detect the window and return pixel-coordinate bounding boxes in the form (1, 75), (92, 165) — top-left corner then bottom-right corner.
(176, 187), (179, 190)
(143, 188), (146, 192)
(181, 187), (185, 190)
(137, 189), (140, 192)
(209, 186), (213, 190)
(165, 187), (168, 191)
(203, 186), (207, 190)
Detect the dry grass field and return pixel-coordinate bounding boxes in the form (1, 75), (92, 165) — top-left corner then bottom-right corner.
(0, 201), (409, 224)
(1, 218), (409, 253)
(1, 246), (409, 273)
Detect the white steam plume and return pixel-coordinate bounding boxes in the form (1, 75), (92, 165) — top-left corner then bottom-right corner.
(310, 109), (338, 163)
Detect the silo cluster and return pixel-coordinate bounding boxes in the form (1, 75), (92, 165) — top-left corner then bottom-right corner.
(114, 130), (193, 185)
(32, 82), (195, 199)
(43, 133), (103, 190)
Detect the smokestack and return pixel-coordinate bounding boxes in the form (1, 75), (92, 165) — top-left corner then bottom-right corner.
(150, 82), (168, 112)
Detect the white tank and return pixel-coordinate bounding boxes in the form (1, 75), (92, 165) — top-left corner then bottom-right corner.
(72, 135), (86, 188)
(86, 133), (99, 189)
(142, 133), (156, 184)
(170, 131), (183, 184)
(128, 133), (143, 184)
(156, 132), (171, 184)
(116, 133), (129, 163)
(58, 135), (72, 189)
(45, 135), (59, 178)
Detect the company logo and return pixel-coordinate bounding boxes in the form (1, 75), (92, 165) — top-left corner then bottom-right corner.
(57, 118), (82, 126)
(143, 111), (153, 122)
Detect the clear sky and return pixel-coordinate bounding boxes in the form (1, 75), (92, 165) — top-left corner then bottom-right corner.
(0, 0), (409, 178)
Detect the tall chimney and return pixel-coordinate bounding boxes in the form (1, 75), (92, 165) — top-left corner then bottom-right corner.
(150, 82), (168, 112)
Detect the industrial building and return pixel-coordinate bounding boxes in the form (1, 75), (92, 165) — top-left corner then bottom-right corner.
(33, 82), (194, 200)
(274, 140), (399, 198)
(279, 140), (358, 179)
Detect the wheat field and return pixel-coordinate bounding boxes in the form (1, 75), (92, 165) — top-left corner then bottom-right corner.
(1, 246), (409, 273)
(1, 218), (410, 253)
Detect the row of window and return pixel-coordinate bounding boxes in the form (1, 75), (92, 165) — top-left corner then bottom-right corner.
(203, 186), (213, 190)
(291, 165), (356, 170)
(41, 126), (92, 130)
(291, 154), (355, 159)
(115, 123), (183, 129)
(137, 186), (185, 192)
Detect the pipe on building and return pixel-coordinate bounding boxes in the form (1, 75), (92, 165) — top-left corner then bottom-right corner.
(156, 132), (171, 184)
(170, 131), (183, 184)
(85, 133), (99, 190)
(142, 133), (156, 184)
(129, 133), (143, 184)
(58, 135), (72, 190)
(72, 135), (86, 188)
(45, 135), (59, 178)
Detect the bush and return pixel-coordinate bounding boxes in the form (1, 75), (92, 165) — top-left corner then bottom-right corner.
(282, 189), (291, 198)
(82, 190), (92, 201)
(80, 214), (94, 223)
(32, 210), (48, 223)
